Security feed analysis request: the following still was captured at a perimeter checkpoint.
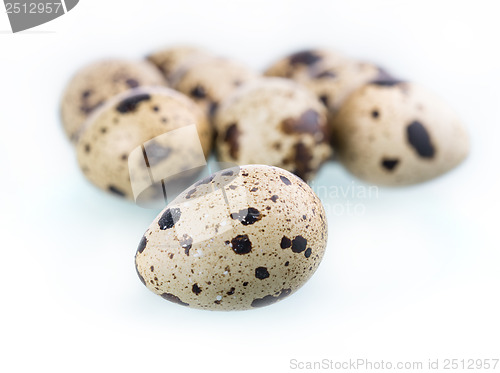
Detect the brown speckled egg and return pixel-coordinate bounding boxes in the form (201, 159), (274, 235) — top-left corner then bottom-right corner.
(61, 59), (166, 142)
(265, 48), (391, 114)
(331, 81), (470, 185)
(146, 45), (211, 84)
(171, 56), (259, 120)
(135, 165), (328, 311)
(214, 78), (331, 181)
(76, 86), (212, 202)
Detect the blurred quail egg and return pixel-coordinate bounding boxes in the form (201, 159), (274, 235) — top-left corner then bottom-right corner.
(214, 78), (331, 181)
(61, 59), (166, 142)
(331, 80), (470, 185)
(171, 56), (260, 120)
(147, 45), (211, 84)
(76, 86), (212, 203)
(265, 48), (392, 114)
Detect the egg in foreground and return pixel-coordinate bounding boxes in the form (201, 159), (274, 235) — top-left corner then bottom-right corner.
(135, 165), (328, 310)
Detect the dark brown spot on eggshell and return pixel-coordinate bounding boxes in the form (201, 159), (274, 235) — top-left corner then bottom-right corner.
(291, 236), (307, 253)
(370, 68), (404, 87)
(192, 284), (202, 295)
(231, 234), (252, 254)
(158, 208), (182, 230)
(230, 207), (262, 226)
(137, 236), (148, 254)
(255, 267), (270, 280)
(209, 102), (219, 117)
(281, 109), (323, 136)
(314, 70), (337, 79)
(116, 93), (151, 113)
(108, 185), (126, 197)
(407, 120), (435, 158)
(289, 50), (321, 66)
(161, 293), (189, 306)
(280, 236), (291, 249)
(195, 175), (214, 186)
(125, 78), (139, 88)
(292, 142), (313, 180)
(250, 288), (292, 308)
(224, 123), (240, 159)
(382, 158), (400, 171)
(280, 176), (291, 185)
(190, 84), (207, 99)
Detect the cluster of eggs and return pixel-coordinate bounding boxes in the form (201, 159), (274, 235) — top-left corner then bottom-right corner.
(61, 46), (469, 311)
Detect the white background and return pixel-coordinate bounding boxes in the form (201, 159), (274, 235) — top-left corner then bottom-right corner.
(1, 1), (499, 372)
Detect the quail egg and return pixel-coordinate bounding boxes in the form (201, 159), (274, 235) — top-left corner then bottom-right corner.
(61, 59), (166, 142)
(331, 80), (470, 185)
(214, 78), (331, 181)
(76, 86), (212, 203)
(147, 45), (211, 84)
(171, 56), (260, 120)
(135, 164), (328, 310)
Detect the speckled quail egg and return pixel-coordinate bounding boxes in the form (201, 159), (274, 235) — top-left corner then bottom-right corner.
(135, 164), (328, 311)
(76, 86), (212, 203)
(331, 80), (470, 185)
(171, 56), (260, 120)
(146, 45), (211, 84)
(214, 78), (331, 181)
(61, 59), (166, 142)
(265, 49), (391, 114)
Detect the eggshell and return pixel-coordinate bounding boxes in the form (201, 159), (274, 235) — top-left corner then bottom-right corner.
(147, 45), (211, 84)
(171, 56), (260, 120)
(331, 81), (470, 185)
(135, 164), (328, 311)
(265, 48), (391, 113)
(214, 78), (331, 181)
(76, 86), (212, 202)
(61, 59), (166, 142)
